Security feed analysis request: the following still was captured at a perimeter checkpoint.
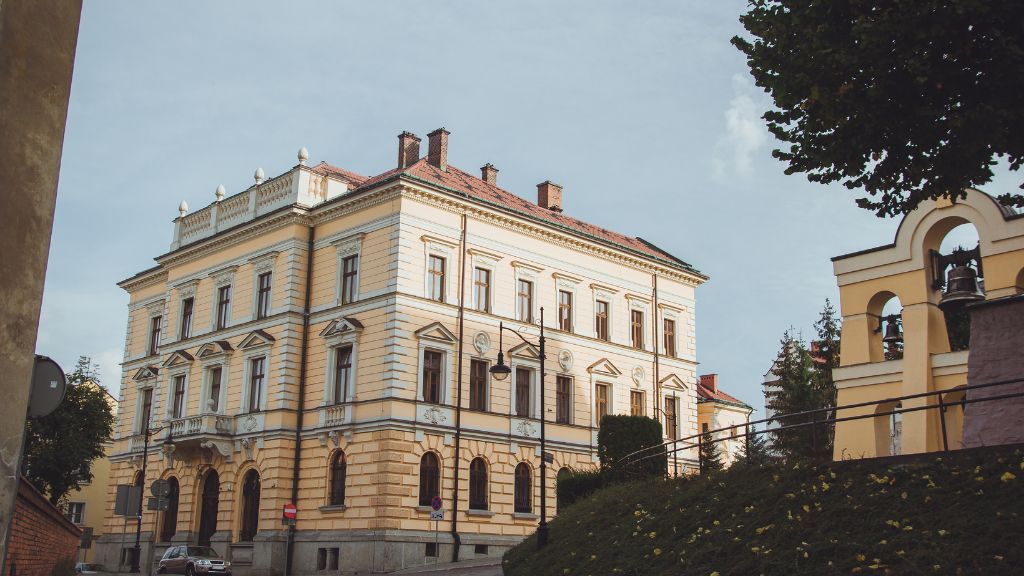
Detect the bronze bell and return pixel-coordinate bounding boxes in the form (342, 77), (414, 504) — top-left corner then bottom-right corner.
(940, 264), (985, 310)
(882, 317), (902, 345)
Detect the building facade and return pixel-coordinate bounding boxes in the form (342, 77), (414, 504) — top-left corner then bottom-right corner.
(695, 374), (753, 466)
(831, 190), (1024, 459)
(96, 129), (707, 574)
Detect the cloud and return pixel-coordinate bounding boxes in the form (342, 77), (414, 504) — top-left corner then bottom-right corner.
(711, 74), (768, 181)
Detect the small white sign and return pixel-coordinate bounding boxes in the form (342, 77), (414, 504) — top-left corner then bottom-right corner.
(429, 509), (444, 521)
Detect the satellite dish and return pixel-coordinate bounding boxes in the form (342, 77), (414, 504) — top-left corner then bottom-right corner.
(29, 355), (67, 418)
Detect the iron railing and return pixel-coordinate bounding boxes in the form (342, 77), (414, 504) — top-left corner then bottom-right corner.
(619, 376), (1024, 476)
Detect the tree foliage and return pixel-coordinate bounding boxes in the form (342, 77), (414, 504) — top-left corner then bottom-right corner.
(23, 357), (115, 504)
(597, 415), (667, 479)
(737, 424), (774, 468)
(699, 430), (724, 474)
(733, 1), (1024, 217)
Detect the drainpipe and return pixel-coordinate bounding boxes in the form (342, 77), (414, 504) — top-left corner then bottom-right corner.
(450, 213), (468, 562)
(286, 223), (315, 575)
(652, 274), (661, 424)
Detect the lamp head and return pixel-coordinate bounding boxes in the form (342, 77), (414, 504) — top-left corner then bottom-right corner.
(490, 351), (511, 381)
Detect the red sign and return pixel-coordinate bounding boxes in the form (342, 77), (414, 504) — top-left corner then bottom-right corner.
(430, 496), (442, 511)
(283, 503), (297, 520)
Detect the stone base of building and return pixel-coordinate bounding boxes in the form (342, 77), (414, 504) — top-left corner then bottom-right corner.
(95, 529), (521, 575)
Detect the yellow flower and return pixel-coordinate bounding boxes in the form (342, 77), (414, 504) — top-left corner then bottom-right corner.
(563, 570), (571, 575)
(590, 554), (596, 560)
(802, 504), (810, 513)
(1000, 471), (1016, 482)
(751, 547), (760, 553)
(711, 572), (720, 576)
(856, 554), (866, 562)
(938, 529), (947, 536)
(653, 548), (662, 556)
(900, 491), (907, 500)
(648, 531), (657, 538)
(995, 555), (1004, 561)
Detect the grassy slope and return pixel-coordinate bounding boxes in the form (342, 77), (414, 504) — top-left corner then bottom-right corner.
(503, 447), (1023, 575)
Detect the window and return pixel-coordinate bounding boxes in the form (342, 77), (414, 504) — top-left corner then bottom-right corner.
(329, 451), (346, 506)
(514, 463), (532, 513)
(239, 470), (261, 542)
(630, 390), (644, 417)
(558, 290), (573, 331)
(517, 279), (533, 322)
(208, 367), (222, 413)
(179, 298), (193, 340)
(256, 272), (272, 319)
(159, 478), (179, 542)
(171, 375), (186, 419)
(425, 543), (438, 558)
(317, 548), (339, 571)
(422, 350), (443, 404)
(666, 397), (678, 440)
(474, 545), (489, 555)
(418, 452), (440, 506)
(555, 376), (572, 424)
(469, 458), (488, 510)
(66, 502), (84, 524)
(473, 267), (490, 312)
(664, 319), (676, 357)
(595, 300), (609, 341)
(428, 255), (446, 301)
(515, 367), (531, 417)
(631, 310), (644, 349)
(216, 285), (231, 330)
(333, 346), (353, 404)
(140, 388), (153, 433)
(595, 383), (609, 427)
(341, 255), (358, 305)
(148, 316), (162, 356)
(731, 426), (738, 438)
(701, 422), (709, 434)
(248, 357), (265, 412)
(469, 359), (488, 411)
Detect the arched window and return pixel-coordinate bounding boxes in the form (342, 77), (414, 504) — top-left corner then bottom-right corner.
(418, 452), (440, 507)
(159, 477), (179, 542)
(239, 470), (261, 542)
(329, 451), (347, 506)
(198, 470), (220, 546)
(514, 463), (532, 514)
(468, 458), (488, 511)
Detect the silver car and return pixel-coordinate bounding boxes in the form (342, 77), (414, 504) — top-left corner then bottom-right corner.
(158, 546), (231, 576)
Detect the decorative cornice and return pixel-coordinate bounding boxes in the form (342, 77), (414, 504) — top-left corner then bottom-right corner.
(156, 208), (311, 269)
(119, 268), (168, 293)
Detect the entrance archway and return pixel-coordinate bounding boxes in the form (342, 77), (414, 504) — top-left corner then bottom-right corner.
(198, 470), (220, 546)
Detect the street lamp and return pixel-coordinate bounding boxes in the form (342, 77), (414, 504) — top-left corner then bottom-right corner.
(489, 308), (550, 548)
(131, 425), (175, 574)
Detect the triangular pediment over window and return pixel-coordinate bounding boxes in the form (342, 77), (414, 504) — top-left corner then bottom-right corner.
(196, 340), (234, 359)
(509, 342), (540, 359)
(659, 373), (688, 390)
(587, 358), (622, 377)
(161, 350), (195, 368)
(320, 316), (364, 338)
(238, 329), (276, 350)
(414, 322), (456, 343)
(133, 366), (159, 381)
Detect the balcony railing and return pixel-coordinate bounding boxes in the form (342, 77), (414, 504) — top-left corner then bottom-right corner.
(168, 414), (234, 437)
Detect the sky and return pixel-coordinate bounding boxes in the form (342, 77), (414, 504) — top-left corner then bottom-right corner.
(38, 1), (1014, 416)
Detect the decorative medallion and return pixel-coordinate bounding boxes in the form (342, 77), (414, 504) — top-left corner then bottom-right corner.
(424, 406), (447, 425)
(631, 366), (645, 386)
(557, 349), (574, 372)
(473, 331), (491, 355)
(243, 415), (258, 431)
(515, 420), (538, 437)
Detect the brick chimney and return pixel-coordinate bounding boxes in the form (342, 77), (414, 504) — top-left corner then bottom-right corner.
(398, 131), (421, 168)
(699, 374), (718, 393)
(427, 128), (449, 171)
(481, 164), (498, 185)
(536, 181), (563, 212)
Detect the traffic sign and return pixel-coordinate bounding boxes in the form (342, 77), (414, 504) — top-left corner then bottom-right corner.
(151, 479), (170, 498)
(28, 355), (66, 418)
(429, 509), (444, 521)
(147, 497), (169, 512)
(542, 451), (554, 464)
(430, 496), (442, 511)
(283, 503), (297, 520)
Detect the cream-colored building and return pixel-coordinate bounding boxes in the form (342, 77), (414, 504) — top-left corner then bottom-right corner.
(831, 190), (1024, 459)
(95, 129), (707, 574)
(695, 374), (752, 466)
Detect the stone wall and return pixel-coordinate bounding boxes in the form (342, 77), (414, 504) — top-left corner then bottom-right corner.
(4, 479), (81, 576)
(963, 295), (1024, 448)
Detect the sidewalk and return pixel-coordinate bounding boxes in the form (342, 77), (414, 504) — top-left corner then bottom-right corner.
(391, 557), (502, 575)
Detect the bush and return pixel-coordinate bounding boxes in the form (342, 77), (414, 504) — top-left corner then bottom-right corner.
(556, 467), (606, 510)
(597, 415), (667, 478)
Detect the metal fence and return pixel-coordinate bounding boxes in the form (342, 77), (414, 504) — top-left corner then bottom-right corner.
(619, 376), (1024, 476)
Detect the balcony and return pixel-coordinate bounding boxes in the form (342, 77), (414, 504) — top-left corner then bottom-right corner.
(165, 414), (236, 461)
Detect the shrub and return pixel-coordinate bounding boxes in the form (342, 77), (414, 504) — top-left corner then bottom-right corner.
(597, 415), (667, 479)
(556, 467), (606, 509)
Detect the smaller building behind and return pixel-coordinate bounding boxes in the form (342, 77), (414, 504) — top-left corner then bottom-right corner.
(697, 374), (753, 466)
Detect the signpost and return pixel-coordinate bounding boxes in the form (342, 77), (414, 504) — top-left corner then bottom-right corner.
(429, 497), (443, 563)
(147, 480), (171, 512)
(282, 502), (297, 526)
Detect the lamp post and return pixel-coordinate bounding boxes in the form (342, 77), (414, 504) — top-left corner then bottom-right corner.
(131, 425), (174, 574)
(489, 308), (549, 548)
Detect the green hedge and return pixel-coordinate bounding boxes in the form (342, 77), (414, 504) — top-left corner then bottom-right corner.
(598, 415), (668, 478)
(556, 467), (606, 510)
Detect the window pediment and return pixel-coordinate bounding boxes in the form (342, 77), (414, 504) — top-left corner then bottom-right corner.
(415, 322), (457, 344)
(161, 350), (195, 368)
(133, 365), (160, 381)
(509, 342), (540, 360)
(238, 329), (276, 350)
(320, 317), (364, 339)
(586, 358), (622, 377)
(196, 340), (234, 359)
(659, 373), (688, 390)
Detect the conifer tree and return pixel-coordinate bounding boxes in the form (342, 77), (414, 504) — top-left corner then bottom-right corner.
(810, 299), (841, 458)
(699, 430), (724, 474)
(764, 330), (816, 460)
(737, 424), (773, 468)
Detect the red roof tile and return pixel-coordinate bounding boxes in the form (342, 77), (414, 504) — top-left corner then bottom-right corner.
(319, 158), (703, 276)
(311, 161), (368, 186)
(697, 383), (751, 408)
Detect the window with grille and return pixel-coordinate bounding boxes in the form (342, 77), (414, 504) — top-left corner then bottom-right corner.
(595, 300), (609, 341)
(172, 375), (186, 418)
(556, 376), (571, 424)
(148, 316), (162, 356)
(631, 310), (644, 349)
(216, 285), (231, 330)
(664, 318), (676, 357)
(630, 390), (644, 417)
(469, 359), (487, 411)
(428, 255), (446, 301)
(514, 463), (532, 513)
(179, 298), (193, 340)
(248, 357), (265, 412)
(516, 279), (533, 322)
(515, 367), (531, 417)
(473, 267), (490, 312)
(422, 350), (443, 404)
(595, 383), (609, 427)
(558, 290), (573, 331)
(468, 458), (488, 510)
(334, 346), (352, 404)
(256, 272), (272, 319)
(341, 255), (358, 304)
(419, 452), (440, 506)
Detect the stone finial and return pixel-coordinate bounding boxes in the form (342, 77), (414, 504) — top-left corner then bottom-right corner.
(298, 146), (309, 166)
(215, 184), (226, 201)
(254, 167), (265, 184)
(178, 200), (189, 217)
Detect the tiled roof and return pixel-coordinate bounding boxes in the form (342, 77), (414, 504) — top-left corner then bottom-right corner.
(697, 383), (751, 408)
(319, 158), (704, 276)
(311, 161), (368, 186)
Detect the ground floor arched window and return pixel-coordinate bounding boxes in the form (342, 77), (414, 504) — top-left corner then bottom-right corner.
(468, 458), (488, 511)
(419, 452), (440, 506)
(159, 477), (179, 542)
(239, 470), (261, 542)
(514, 463), (532, 513)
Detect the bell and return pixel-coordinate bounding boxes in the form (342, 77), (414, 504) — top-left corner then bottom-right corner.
(882, 317), (902, 345)
(940, 264), (985, 310)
